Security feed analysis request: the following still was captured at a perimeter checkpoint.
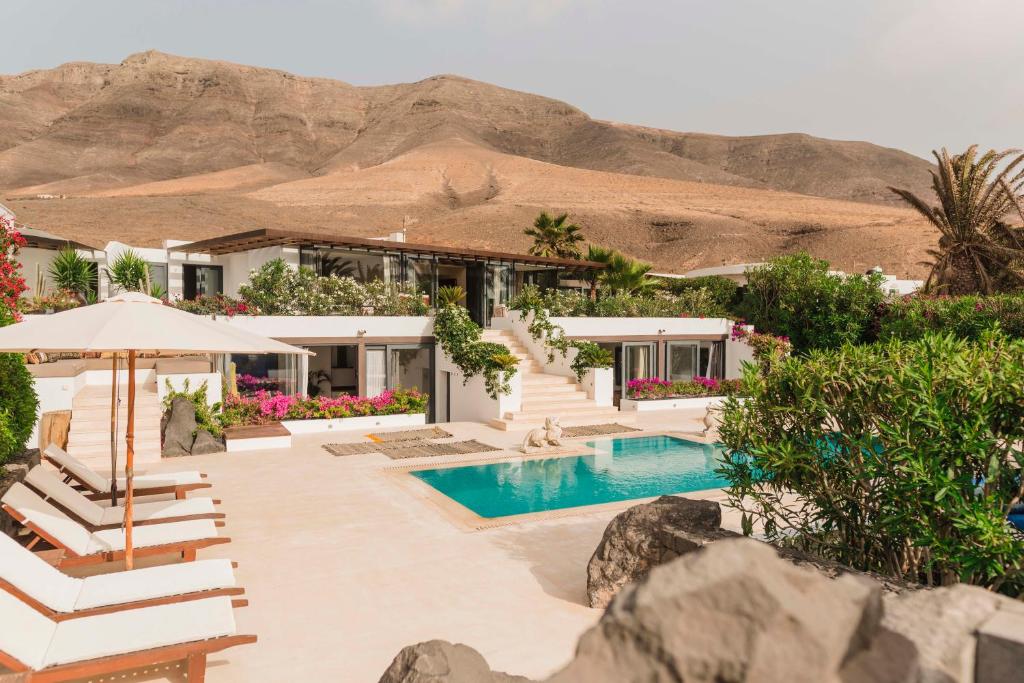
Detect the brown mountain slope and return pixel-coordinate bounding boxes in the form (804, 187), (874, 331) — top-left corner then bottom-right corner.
(0, 51), (938, 277)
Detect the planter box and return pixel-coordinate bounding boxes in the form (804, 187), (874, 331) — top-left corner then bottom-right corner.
(620, 396), (726, 412)
(281, 413), (426, 435)
(224, 424), (292, 453)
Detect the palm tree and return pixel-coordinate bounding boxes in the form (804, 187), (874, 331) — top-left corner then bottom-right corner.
(890, 146), (1024, 294)
(602, 253), (660, 295)
(524, 212), (585, 259)
(583, 245), (616, 300)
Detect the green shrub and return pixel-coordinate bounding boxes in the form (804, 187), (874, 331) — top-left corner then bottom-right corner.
(0, 353), (39, 464)
(509, 285), (729, 318)
(660, 275), (741, 312)
(105, 249), (152, 293)
(433, 304), (517, 398)
(736, 253), (885, 352)
(877, 294), (1024, 341)
(237, 259), (428, 316)
(48, 248), (97, 298)
(718, 331), (1024, 595)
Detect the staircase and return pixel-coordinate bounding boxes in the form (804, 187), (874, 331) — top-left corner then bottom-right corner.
(66, 383), (163, 470)
(481, 329), (630, 431)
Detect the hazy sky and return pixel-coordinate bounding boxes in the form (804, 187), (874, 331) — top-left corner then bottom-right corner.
(5, 0), (1022, 158)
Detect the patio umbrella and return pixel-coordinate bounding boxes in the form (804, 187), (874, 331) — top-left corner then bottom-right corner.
(0, 292), (310, 568)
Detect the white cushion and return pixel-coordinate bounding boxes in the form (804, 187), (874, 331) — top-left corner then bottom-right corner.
(44, 444), (108, 492)
(0, 590), (57, 670)
(0, 532), (81, 613)
(119, 470), (205, 486)
(43, 596), (238, 668)
(26, 466), (106, 526)
(86, 518), (219, 554)
(75, 559), (236, 610)
(2, 483), (93, 556)
(97, 496), (217, 526)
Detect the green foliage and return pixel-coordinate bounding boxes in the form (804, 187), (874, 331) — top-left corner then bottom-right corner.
(509, 285), (728, 318)
(237, 259), (429, 316)
(583, 245), (616, 298)
(436, 285), (466, 308)
(48, 248), (97, 298)
(433, 304), (517, 398)
(601, 253), (660, 295)
(163, 379), (223, 438)
(525, 212), (585, 259)
(509, 285), (613, 380)
(0, 353), (39, 464)
(718, 331), (1024, 595)
(105, 249), (152, 293)
(877, 294), (1024, 341)
(736, 253), (885, 352)
(890, 146), (1024, 294)
(660, 275), (741, 313)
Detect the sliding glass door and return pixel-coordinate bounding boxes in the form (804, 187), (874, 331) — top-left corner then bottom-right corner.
(667, 342), (698, 382)
(621, 342), (656, 397)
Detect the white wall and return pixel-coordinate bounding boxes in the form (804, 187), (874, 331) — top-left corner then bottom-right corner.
(548, 316), (732, 337)
(435, 352), (521, 423)
(217, 246), (300, 297)
(725, 335), (757, 379)
(18, 246), (104, 299)
(222, 315), (433, 340)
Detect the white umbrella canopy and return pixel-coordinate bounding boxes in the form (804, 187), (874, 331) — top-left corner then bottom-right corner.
(0, 291), (310, 355)
(0, 292), (311, 568)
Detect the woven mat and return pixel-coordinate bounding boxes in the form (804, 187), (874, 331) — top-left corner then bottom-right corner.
(560, 423), (641, 438)
(379, 439), (501, 460)
(323, 442), (384, 457)
(368, 427), (453, 442)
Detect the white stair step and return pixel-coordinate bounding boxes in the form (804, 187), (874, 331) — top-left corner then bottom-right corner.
(521, 375), (575, 386)
(503, 406), (624, 421)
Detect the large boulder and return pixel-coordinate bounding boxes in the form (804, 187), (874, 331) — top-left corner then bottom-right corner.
(378, 640), (532, 683)
(190, 428), (225, 455)
(558, 538), (909, 683)
(161, 396), (197, 457)
(586, 495), (734, 608)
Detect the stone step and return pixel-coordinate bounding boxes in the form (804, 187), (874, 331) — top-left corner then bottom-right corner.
(520, 374), (575, 386)
(502, 405), (624, 422)
(520, 384), (585, 397)
(68, 429), (162, 447)
(520, 395), (590, 411)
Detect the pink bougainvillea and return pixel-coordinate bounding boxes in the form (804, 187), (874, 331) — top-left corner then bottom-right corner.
(218, 387), (428, 428)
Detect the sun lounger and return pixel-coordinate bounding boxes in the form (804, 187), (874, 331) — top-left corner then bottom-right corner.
(23, 466), (223, 530)
(1, 483), (229, 567)
(43, 444), (210, 500)
(0, 590), (255, 682)
(0, 532), (242, 620)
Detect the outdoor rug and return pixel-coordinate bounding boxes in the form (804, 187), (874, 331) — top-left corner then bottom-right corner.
(378, 439), (501, 460)
(560, 423), (641, 438)
(367, 427), (453, 442)
(323, 438), (500, 459)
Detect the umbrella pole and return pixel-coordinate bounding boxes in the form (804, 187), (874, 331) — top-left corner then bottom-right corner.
(109, 353), (119, 505)
(124, 349), (136, 570)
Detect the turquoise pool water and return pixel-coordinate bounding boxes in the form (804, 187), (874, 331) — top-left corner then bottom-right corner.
(410, 435), (728, 518)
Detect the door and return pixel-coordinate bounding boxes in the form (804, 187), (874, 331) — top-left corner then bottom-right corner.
(464, 263), (486, 326)
(666, 342), (698, 382)
(365, 348), (387, 397)
(621, 342), (656, 397)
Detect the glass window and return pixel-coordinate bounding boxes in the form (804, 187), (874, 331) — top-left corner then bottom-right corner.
(622, 343), (655, 395)
(698, 341), (724, 379)
(365, 348), (387, 397)
(485, 263), (513, 327)
(313, 249), (399, 283)
(231, 353), (301, 396)
(667, 343), (698, 382)
(405, 257), (436, 303)
(148, 263), (169, 293)
(183, 264), (223, 300)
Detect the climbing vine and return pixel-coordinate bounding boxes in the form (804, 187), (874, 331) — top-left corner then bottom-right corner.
(433, 304), (518, 398)
(511, 285), (613, 380)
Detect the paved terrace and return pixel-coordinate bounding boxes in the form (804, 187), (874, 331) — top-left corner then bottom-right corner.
(59, 409), (744, 683)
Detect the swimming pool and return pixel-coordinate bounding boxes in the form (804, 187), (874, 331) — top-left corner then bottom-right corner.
(410, 435), (728, 519)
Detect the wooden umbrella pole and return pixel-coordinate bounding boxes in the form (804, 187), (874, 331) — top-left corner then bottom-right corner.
(109, 353), (119, 505)
(124, 349), (136, 570)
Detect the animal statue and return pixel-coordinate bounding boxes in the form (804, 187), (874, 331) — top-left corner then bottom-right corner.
(702, 404), (722, 436)
(522, 416), (563, 452)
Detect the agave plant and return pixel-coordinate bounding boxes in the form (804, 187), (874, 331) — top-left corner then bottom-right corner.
(524, 212), (585, 259)
(890, 146), (1024, 294)
(437, 285), (466, 308)
(48, 247), (97, 299)
(105, 249), (152, 293)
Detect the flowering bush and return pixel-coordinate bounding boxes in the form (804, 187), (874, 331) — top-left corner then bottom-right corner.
(730, 323), (792, 369)
(171, 294), (250, 317)
(218, 387), (429, 428)
(626, 376), (742, 399)
(235, 373), (280, 395)
(17, 289), (81, 314)
(0, 215), (28, 321)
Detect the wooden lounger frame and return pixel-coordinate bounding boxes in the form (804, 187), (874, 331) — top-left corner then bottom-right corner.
(0, 576), (247, 621)
(0, 633), (257, 682)
(43, 451), (212, 500)
(2, 504), (230, 568)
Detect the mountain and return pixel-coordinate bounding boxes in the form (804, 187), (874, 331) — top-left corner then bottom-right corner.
(0, 51), (937, 276)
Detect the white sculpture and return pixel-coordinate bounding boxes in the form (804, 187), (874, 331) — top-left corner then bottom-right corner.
(522, 416), (564, 452)
(702, 405), (722, 437)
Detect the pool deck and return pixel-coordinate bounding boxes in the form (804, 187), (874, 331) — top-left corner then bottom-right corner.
(54, 408), (744, 682)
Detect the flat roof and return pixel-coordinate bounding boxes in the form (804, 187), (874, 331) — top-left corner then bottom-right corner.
(17, 225), (91, 251)
(170, 228), (605, 270)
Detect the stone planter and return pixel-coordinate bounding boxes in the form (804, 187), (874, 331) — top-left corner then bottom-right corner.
(619, 396), (726, 412)
(281, 413), (426, 435)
